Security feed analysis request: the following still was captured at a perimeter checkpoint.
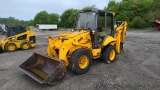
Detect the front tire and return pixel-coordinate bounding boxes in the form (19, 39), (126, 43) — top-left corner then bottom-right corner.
(101, 45), (116, 64)
(69, 48), (92, 75)
(5, 43), (17, 52)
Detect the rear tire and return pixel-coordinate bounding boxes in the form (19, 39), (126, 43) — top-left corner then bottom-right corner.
(5, 43), (17, 52)
(101, 45), (116, 64)
(20, 42), (30, 50)
(69, 48), (92, 75)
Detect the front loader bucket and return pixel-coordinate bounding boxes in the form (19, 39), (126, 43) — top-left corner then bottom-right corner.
(19, 52), (66, 85)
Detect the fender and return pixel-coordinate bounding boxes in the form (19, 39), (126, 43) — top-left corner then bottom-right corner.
(102, 35), (116, 46)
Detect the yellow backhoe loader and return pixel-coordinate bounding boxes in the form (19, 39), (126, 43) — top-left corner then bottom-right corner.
(19, 10), (127, 85)
(0, 27), (36, 53)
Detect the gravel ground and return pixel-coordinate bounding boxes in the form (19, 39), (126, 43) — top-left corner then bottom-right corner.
(0, 30), (160, 90)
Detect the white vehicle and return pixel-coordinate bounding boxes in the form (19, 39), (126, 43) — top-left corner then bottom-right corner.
(0, 24), (7, 34)
(36, 24), (57, 31)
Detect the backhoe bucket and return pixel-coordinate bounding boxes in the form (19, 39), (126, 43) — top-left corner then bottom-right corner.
(19, 52), (66, 85)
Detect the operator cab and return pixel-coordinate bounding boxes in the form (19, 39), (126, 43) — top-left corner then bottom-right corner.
(6, 27), (32, 41)
(74, 10), (114, 48)
(6, 27), (26, 37)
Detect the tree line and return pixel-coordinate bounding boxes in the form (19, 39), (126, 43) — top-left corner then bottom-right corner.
(106, 0), (160, 28)
(0, 0), (160, 29)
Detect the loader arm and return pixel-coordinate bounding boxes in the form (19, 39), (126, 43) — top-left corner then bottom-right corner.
(114, 21), (127, 53)
(47, 30), (92, 66)
(47, 36), (73, 66)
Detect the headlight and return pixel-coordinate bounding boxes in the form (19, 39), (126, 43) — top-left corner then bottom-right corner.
(71, 28), (74, 32)
(92, 30), (95, 34)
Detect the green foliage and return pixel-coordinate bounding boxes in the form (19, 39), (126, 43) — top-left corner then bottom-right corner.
(0, 11), (59, 28)
(129, 16), (147, 28)
(104, 0), (116, 11)
(0, 17), (32, 27)
(59, 9), (79, 28)
(48, 13), (59, 24)
(149, 0), (160, 11)
(147, 10), (160, 20)
(1, 0), (160, 29)
(33, 11), (59, 26)
(104, 0), (160, 28)
(58, 5), (97, 28)
(27, 20), (34, 26)
(81, 5), (97, 11)
(33, 11), (48, 25)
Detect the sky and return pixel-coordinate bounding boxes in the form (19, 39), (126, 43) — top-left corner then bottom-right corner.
(0, 0), (121, 21)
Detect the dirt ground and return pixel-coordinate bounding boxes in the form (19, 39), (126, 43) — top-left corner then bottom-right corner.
(0, 30), (160, 90)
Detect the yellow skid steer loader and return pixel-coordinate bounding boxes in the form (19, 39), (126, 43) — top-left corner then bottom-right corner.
(0, 27), (36, 53)
(19, 10), (127, 85)
(0, 27), (36, 52)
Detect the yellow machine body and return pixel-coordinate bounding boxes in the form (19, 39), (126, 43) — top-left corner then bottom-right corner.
(47, 30), (92, 66)
(47, 21), (127, 66)
(19, 10), (127, 85)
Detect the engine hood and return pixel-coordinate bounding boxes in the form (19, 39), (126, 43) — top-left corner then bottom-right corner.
(58, 30), (90, 38)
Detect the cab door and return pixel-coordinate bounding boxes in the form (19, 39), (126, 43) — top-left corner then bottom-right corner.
(96, 12), (114, 47)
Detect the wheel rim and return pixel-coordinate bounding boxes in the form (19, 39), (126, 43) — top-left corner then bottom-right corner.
(109, 49), (115, 61)
(23, 43), (29, 49)
(78, 55), (89, 69)
(8, 44), (16, 51)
